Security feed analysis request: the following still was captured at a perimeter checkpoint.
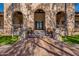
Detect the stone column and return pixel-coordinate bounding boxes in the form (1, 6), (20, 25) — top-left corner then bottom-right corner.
(4, 3), (12, 35)
(66, 3), (75, 36)
(26, 4), (34, 30)
(20, 3), (28, 38)
(45, 4), (53, 30)
(46, 3), (56, 31)
(51, 3), (57, 29)
(45, 10), (52, 29)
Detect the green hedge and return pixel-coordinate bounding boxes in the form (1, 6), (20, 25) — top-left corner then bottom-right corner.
(62, 35), (79, 44)
(0, 35), (19, 45)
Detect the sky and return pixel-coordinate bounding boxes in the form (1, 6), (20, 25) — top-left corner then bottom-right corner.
(0, 3), (4, 12)
(75, 3), (79, 12)
(0, 3), (79, 12)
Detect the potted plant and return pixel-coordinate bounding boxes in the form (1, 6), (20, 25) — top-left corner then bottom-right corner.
(27, 27), (34, 38)
(46, 28), (53, 36)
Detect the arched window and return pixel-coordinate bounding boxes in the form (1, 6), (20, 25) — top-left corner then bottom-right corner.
(34, 9), (45, 30)
(56, 11), (65, 28)
(12, 11), (23, 32)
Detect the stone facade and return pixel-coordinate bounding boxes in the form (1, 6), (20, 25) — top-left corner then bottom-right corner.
(3, 3), (76, 36)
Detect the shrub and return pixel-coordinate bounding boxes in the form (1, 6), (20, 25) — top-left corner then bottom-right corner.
(0, 35), (19, 45)
(62, 35), (79, 44)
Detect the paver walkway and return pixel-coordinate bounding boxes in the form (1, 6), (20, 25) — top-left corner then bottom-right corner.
(0, 36), (79, 56)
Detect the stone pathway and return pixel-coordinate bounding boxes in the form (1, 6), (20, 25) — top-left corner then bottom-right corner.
(0, 36), (79, 56)
(0, 45), (11, 53)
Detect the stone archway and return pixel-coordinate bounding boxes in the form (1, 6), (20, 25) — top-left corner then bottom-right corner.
(56, 11), (66, 28)
(34, 9), (45, 30)
(12, 11), (23, 35)
(56, 11), (66, 35)
(34, 9), (45, 36)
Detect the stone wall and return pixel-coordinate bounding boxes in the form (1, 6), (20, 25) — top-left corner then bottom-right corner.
(66, 3), (75, 35)
(4, 3), (75, 36)
(4, 3), (12, 35)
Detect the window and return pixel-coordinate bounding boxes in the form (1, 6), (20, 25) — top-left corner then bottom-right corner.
(0, 13), (4, 29)
(34, 9), (45, 30)
(35, 21), (44, 30)
(75, 12), (79, 28)
(75, 21), (79, 28)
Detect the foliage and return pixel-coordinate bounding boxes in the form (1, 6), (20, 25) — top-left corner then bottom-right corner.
(62, 35), (79, 44)
(0, 35), (19, 45)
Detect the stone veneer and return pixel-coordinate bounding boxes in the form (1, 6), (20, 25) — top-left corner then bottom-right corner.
(4, 3), (75, 36)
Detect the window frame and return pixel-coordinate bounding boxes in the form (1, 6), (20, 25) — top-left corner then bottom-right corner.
(35, 20), (44, 30)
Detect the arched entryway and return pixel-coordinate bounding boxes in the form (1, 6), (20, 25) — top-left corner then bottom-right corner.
(56, 11), (66, 28)
(34, 9), (45, 30)
(12, 11), (23, 35)
(56, 11), (66, 35)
